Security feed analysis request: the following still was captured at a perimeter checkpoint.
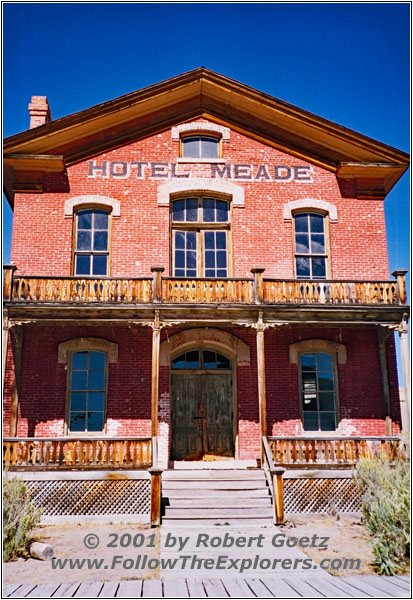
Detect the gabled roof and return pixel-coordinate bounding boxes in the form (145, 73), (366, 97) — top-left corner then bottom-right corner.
(3, 67), (409, 206)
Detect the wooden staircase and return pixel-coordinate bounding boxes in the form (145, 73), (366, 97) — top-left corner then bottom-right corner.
(162, 469), (273, 526)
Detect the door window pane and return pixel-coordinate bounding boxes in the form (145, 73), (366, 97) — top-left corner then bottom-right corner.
(300, 352), (336, 431)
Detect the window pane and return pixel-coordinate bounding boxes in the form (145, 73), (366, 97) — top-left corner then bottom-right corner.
(70, 413), (86, 431)
(205, 251), (215, 268)
(88, 392), (105, 411)
(310, 214), (324, 233)
(311, 234), (325, 254)
(88, 412), (104, 432)
(300, 354), (316, 371)
(94, 211), (108, 230)
(172, 355), (186, 369)
(187, 269), (197, 277)
(295, 234), (309, 254)
(77, 230), (92, 250)
(204, 232), (214, 249)
(312, 257), (326, 278)
(203, 350), (216, 369)
(205, 269), (215, 277)
(187, 232), (197, 250)
(294, 214), (308, 232)
(317, 353), (333, 371)
(217, 354), (230, 369)
(217, 251), (227, 268)
(186, 351), (199, 369)
(92, 255), (108, 275)
(303, 412), (318, 431)
(320, 412), (336, 431)
(89, 351), (105, 371)
(72, 352), (88, 370)
(175, 231), (185, 249)
(71, 371), (87, 390)
(77, 211), (92, 229)
(203, 198), (215, 222)
(187, 251), (196, 269)
(319, 392), (335, 411)
(216, 200), (228, 222)
(217, 269), (227, 277)
(70, 392), (86, 411)
(318, 373), (334, 391)
(175, 269), (185, 277)
(201, 137), (219, 158)
(175, 250), (185, 268)
(172, 200), (185, 222)
(93, 231), (108, 251)
(216, 231), (226, 249)
(296, 256), (310, 278)
(186, 198), (198, 222)
(302, 372), (317, 392)
(302, 393), (317, 411)
(182, 136), (200, 158)
(75, 254), (91, 275)
(88, 370), (105, 390)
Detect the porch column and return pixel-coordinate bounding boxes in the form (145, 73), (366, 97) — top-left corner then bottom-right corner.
(9, 325), (23, 437)
(256, 312), (267, 459)
(151, 310), (161, 466)
(398, 314), (410, 431)
(377, 327), (392, 436)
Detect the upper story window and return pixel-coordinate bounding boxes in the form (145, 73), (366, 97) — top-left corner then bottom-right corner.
(181, 135), (220, 159)
(300, 352), (337, 431)
(293, 212), (328, 279)
(74, 208), (110, 276)
(68, 350), (107, 432)
(171, 197), (230, 278)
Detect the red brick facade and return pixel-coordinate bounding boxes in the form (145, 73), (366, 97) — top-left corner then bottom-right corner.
(3, 71), (408, 466)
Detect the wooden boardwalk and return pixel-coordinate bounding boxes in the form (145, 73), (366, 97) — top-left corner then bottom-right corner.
(3, 575), (410, 598)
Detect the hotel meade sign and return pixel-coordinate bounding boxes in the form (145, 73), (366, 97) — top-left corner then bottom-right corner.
(87, 161), (313, 183)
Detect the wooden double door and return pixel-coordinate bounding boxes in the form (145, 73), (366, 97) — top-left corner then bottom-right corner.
(171, 371), (234, 460)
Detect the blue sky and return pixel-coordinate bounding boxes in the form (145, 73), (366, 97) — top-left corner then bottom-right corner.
(3, 2), (410, 279)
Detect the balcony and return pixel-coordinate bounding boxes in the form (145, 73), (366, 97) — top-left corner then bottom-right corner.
(3, 266), (407, 308)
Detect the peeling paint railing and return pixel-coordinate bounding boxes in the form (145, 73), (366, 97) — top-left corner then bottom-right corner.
(3, 264), (407, 306)
(267, 436), (409, 468)
(3, 437), (152, 470)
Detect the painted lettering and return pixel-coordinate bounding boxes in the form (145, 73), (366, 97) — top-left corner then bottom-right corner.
(255, 164), (271, 180)
(110, 161), (129, 178)
(130, 161), (148, 178)
(274, 165), (292, 181)
(151, 162), (169, 177)
(88, 160), (109, 178)
(211, 164), (232, 179)
(233, 164), (252, 180)
(294, 165), (313, 182)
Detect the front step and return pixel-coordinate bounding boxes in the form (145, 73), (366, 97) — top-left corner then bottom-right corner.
(162, 469), (273, 524)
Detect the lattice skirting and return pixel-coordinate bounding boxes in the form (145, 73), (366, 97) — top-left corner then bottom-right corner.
(25, 479), (150, 516)
(284, 478), (363, 513)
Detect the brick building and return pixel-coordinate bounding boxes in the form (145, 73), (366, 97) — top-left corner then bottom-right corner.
(3, 68), (410, 477)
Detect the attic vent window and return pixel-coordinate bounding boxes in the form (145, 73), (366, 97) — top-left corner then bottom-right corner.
(181, 135), (220, 159)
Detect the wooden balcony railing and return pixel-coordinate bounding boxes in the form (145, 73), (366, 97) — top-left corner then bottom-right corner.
(267, 436), (409, 468)
(3, 437), (152, 470)
(3, 265), (407, 307)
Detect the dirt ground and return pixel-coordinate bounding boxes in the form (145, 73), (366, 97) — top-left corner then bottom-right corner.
(3, 522), (161, 585)
(283, 515), (377, 575)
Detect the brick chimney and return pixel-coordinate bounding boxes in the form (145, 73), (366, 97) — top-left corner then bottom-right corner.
(28, 96), (51, 129)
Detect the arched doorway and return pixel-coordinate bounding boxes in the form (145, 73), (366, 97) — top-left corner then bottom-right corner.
(171, 349), (234, 460)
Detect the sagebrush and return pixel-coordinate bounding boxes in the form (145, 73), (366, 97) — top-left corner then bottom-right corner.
(354, 457), (410, 575)
(3, 475), (42, 561)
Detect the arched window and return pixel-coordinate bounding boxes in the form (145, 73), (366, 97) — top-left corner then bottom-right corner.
(299, 351), (337, 431)
(293, 212), (329, 279)
(68, 350), (107, 432)
(181, 134), (220, 159)
(172, 349), (231, 370)
(73, 208), (110, 276)
(171, 197), (231, 277)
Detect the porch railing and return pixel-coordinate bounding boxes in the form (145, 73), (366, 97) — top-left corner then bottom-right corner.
(3, 265), (407, 307)
(3, 437), (152, 470)
(266, 436), (409, 468)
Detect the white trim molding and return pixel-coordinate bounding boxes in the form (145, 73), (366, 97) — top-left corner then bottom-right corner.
(64, 195), (121, 217)
(283, 199), (338, 222)
(58, 338), (119, 363)
(157, 178), (245, 207)
(171, 122), (230, 141)
(160, 328), (250, 366)
(289, 339), (347, 365)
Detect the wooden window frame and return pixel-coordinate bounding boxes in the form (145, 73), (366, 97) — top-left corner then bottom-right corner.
(179, 133), (223, 159)
(72, 205), (112, 277)
(298, 350), (340, 434)
(170, 196), (233, 278)
(292, 210), (331, 280)
(65, 349), (109, 436)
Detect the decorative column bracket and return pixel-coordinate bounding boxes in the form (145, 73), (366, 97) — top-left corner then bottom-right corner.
(392, 269), (408, 305)
(151, 266), (165, 303)
(251, 267), (265, 304)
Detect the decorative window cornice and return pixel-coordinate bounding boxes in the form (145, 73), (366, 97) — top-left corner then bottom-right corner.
(157, 178), (244, 207)
(58, 338), (118, 363)
(171, 122), (230, 141)
(289, 339), (347, 364)
(283, 199), (337, 222)
(64, 195), (121, 217)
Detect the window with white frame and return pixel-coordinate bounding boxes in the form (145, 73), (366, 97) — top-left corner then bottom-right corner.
(300, 351), (337, 431)
(293, 212), (328, 279)
(73, 208), (110, 276)
(68, 350), (107, 432)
